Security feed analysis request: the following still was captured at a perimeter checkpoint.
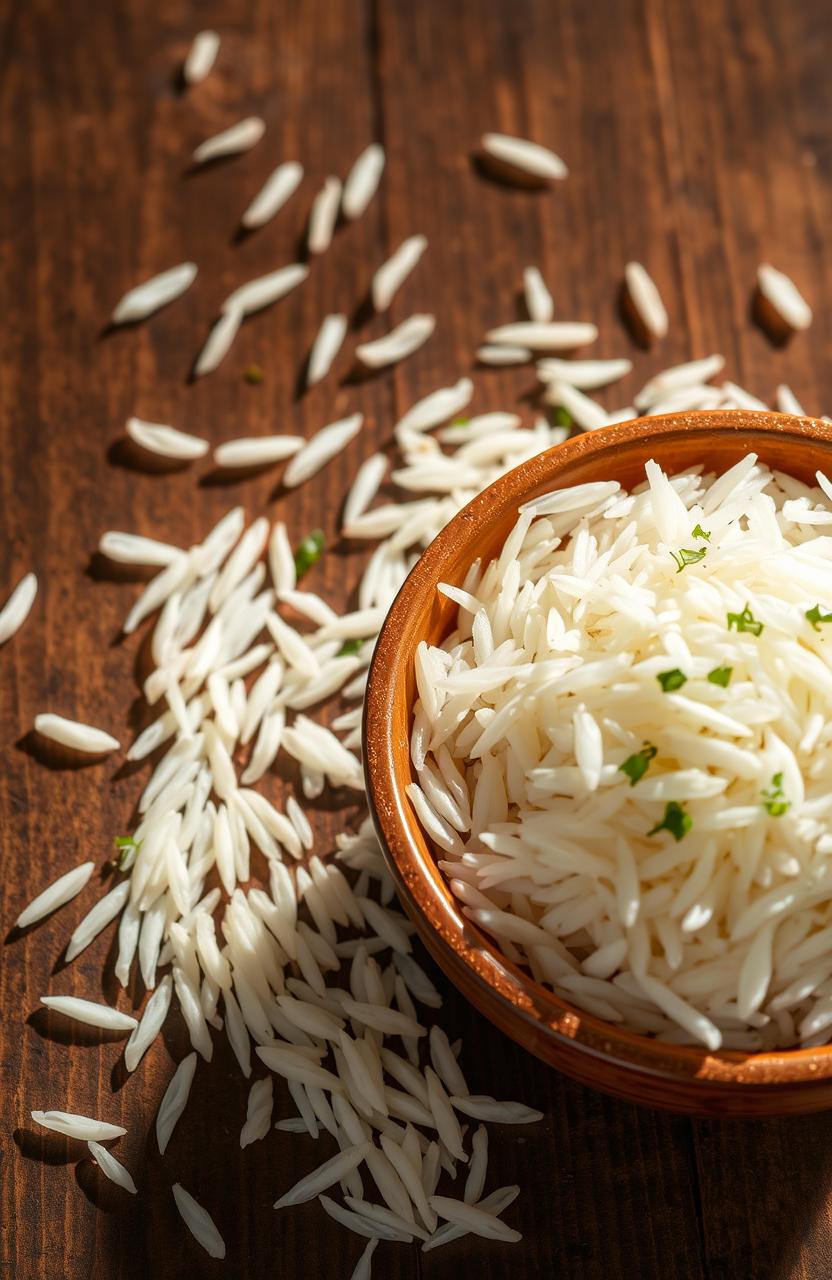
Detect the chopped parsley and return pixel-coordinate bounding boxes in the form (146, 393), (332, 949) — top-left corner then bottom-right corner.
(648, 801), (692, 842)
(337, 639), (362, 657)
(691, 523), (711, 541)
(553, 406), (574, 429)
(451, 416), (470, 427)
(761, 772), (790, 817)
(727, 604), (763, 636)
(670, 546), (707, 573)
(244, 363), (264, 384)
(114, 834), (141, 870)
(707, 666), (733, 687)
(293, 529), (325, 580)
(619, 743), (657, 787)
(805, 604), (832, 631)
(657, 669), (687, 692)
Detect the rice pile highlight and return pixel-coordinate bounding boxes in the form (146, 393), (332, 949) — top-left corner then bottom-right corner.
(411, 456), (832, 1052)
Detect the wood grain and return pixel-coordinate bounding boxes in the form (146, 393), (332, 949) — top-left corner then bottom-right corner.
(1, 0), (831, 1277)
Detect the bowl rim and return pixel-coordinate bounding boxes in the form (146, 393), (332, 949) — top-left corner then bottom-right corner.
(363, 408), (832, 1095)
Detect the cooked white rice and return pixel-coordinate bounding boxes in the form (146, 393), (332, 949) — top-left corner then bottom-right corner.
(411, 457), (832, 1051)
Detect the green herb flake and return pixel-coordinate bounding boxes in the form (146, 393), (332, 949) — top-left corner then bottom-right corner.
(670, 546), (707, 573)
(618, 743), (658, 787)
(805, 604), (832, 632)
(451, 416), (470, 427)
(294, 529), (325, 580)
(691, 523), (711, 541)
(553, 406), (574, 429)
(648, 801), (692, 842)
(337, 639), (362, 657)
(727, 604), (763, 636)
(657, 668), (687, 692)
(114, 835), (141, 870)
(707, 666), (733, 687)
(761, 772), (791, 817)
(244, 363), (264, 384)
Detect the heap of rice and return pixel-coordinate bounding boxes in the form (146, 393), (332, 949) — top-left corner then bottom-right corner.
(412, 454), (832, 1052)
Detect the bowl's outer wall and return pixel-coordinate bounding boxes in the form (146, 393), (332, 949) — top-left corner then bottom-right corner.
(364, 412), (832, 1115)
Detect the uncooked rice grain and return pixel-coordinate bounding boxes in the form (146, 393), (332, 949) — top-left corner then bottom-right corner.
(225, 267), (309, 322)
(543, 380), (607, 430)
(484, 321), (597, 351)
(65, 881), (131, 962)
(429, 1195), (522, 1243)
(183, 30), (219, 85)
(0, 572), (37, 645)
(241, 161), (304, 229)
(194, 309), (242, 378)
(523, 267), (554, 322)
(240, 1076), (273, 1147)
(274, 1142), (372, 1208)
(31, 1110), (127, 1142)
(342, 144), (385, 220)
(213, 436), (304, 469)
(356, 316), (435, 369)
(35, 713), (119, 754)
(757, 263), (812, 331)
(450, 1095), (544, 1124)
(283, 414), (364, 488)
(87, 1140), (137, 1193)
(624, 261), (668, 339)
(308, 177), (343, 255)
(480, 132), (567, 183)
(192, 117), (264, 166)
(156, 1052), (198, 1155)
(371, 236), (428, 311)
(125, 974), (173, 1072)
(172, 1182), (226, 1258)
(15, 861), (95, 930)
(476, 344), (533, 366)
(111, 263), (197, 325)
(40, 996), (137, 1033)
(126, 417), (209, 461)
(350, 1237), (378, 1279)
(537, 357), (633, 390)
(307, 313), (348, 387)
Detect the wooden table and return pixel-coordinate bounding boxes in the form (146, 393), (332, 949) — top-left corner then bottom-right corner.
(3, 1), (832, 1276)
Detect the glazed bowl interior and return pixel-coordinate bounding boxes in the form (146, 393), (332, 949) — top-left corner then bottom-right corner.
(364, 410), (832, 1116)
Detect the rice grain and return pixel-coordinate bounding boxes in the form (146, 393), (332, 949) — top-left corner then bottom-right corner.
(111, 263), (197, 325)
(192, 118), (265, 166)
(356, 316), (435, 369)
(307, 313), (348, 387)
(0, 572), (37, 645)
(308, 177), (343, 255)
(156, 1052), (198, 1155)
(172, 1183), (226, 1258)
(87, 1141), (137, 1193)
(371, 236), (428, 312)
(241, 161), (304, 229)
(40, 996), (137, 1033)
(480, 133), (567, 184)
(342, 145), (385, 220)
(126, 417), (209, 461)
(183, 30), (220, 85)
(624, 261), (668, 340)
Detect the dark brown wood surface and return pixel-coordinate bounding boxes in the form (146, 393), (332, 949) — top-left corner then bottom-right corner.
(2, 1), (832, 1277)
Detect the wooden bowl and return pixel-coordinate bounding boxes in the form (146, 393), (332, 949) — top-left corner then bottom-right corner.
(364, 409), (832, 1117)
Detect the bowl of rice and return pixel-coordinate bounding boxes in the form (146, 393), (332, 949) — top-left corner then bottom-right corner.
(364, 409), (832, 1116)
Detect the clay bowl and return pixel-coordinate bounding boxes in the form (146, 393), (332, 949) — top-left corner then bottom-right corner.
(364, 409), (832, 1117)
